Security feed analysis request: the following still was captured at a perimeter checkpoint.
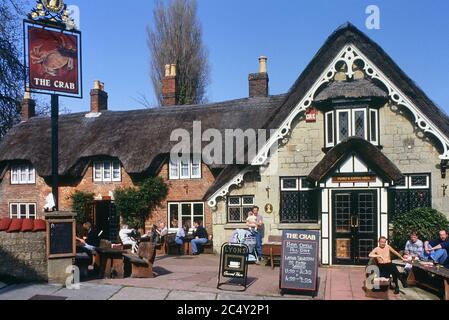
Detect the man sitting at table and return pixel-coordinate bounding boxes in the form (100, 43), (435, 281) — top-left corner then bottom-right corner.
(76, 222), (100, 253)
(402, 231), (424, 278)
(191, 221), (208, 256)
(423, 230), (449, 266)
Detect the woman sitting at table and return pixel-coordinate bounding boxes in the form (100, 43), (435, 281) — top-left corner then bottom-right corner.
(369, 236), (408, 295)
(175, 223), (190, 246)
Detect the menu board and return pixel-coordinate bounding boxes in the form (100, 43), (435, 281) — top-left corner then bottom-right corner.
(47, 220), (76, 258)
(280, 230), (319, 292)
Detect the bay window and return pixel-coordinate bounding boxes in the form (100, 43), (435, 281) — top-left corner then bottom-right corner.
(324, 107), (379, 147)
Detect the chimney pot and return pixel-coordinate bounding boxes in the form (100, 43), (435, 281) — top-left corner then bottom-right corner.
(90, 80), (108, 113)
(259, 56), (268, 73)
(165, 64), (171, 77)
(170, 64), (177, 77)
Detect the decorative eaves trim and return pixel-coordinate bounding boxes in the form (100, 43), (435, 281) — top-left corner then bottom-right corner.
(207, 44), (449, 208)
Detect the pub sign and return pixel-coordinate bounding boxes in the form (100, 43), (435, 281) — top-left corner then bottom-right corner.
(24, 21), (82, 98)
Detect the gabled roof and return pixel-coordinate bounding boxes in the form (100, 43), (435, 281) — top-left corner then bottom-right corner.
(0, 95), (286, 177)
(308, 137), (404, 183)
(206, 23), (449, 201)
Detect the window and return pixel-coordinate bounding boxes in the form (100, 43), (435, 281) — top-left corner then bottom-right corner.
(326, 107), (379, 146)
(11, 164), (35, 184)
(280, 177), (318, 223)
(93, 160), (121, 182)
(227, 196), (255, 223)
(390, 174), (431, 217)
(169, 156), (202, 180)
(168, 202), (204, 231)
(325, 112), (335, 147)
(9, 203), (37, 219)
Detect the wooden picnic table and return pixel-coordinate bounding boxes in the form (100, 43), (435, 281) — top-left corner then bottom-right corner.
(393, 259), (449, 300)
(96, 247), (125, 279)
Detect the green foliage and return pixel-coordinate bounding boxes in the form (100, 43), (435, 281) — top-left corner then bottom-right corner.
(392, 208), (449, 249)
(71, 191), (94, 224)
(114, 177), (168, 229)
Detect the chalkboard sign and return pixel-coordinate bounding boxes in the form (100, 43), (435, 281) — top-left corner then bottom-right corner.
(47, 219), (76, 258)
(217, 243), (249, 291)
(280, 230), (319, 293)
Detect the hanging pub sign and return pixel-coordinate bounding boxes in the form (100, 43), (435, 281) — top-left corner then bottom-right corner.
(24, 0), (82, 98)
(280, 230), (320, 295)
(306, 107), (318, 123)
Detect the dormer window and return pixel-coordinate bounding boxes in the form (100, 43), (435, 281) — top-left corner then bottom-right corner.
(169, 156), (201, 180)
(11, 164), (35, 185)
(325, 107), (379, 148)
(93, 160), (121, 182)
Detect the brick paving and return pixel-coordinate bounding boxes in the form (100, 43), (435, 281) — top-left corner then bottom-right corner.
(0, 255), (439, 300)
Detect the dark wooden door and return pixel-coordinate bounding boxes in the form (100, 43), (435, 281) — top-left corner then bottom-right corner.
(333, 190), (377, 265)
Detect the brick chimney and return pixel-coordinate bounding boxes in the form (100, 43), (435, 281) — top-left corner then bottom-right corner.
(249, 56), (269, 98)
(162, 64), (177, 106)
(90, 80), (108, 113)
(21, 91), (36, 122)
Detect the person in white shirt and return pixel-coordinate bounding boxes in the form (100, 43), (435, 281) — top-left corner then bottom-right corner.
(157, 222), (169, 238)
(119, 224), (138, 253)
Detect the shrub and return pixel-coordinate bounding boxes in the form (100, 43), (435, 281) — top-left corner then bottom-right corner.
(391, 208), (449, 249)
(114, 177), (168, 230)
(71, 191), (94, 224)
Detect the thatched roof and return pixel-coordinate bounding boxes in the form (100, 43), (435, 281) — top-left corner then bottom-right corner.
(308, 137), (404, 183)
(314, 78), (388, 102)
(0, 95), (286, 178)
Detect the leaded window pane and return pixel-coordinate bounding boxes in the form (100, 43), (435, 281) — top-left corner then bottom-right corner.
(410, 175), (427, 187)
(280, 192), (300, 223)
(282, 178), (298, 190)
(242, 196), (254, 205)
(354, 110), (365, 138)
(370, 110), (377, 142)
(326, 112), (334, 144)
(338, 112), (349, 140)
(228, 197), (240, 206)
(228, 207), (242, 222)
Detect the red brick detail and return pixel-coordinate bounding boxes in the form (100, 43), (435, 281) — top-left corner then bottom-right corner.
(21, 99), (36, 121)
(162, 76), (177, 106)
(90, 89), (108, 112)
(249, 72), (269, 98)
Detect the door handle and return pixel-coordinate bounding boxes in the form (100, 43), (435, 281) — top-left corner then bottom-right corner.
(351, 216), (359, 228)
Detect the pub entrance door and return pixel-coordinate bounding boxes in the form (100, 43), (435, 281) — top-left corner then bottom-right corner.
(332, 190), (378, 265)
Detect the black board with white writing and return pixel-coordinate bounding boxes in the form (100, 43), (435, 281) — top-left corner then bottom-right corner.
(280, 230), (319, 292)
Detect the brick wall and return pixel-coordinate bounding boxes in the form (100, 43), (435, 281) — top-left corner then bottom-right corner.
(0, 231), (47, 282)
(0, 161), (216, 235)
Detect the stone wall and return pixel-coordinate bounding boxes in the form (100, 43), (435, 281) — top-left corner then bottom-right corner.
(0, 231), (47, 282)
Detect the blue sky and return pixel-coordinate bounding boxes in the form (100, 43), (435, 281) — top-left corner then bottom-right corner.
(28, 0), (449, 113)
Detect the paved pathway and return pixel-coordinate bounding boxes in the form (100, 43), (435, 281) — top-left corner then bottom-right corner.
(0, 255), (439, 300)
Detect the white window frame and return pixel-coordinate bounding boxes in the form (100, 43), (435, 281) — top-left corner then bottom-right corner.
(325, 111), (335, 148)
(409, 174), (430, 189)
(227, 196), (255, 223)
(168, 202), (205, 232)
(9, 203), (37, 219)
(352, 108), (368, 140)
(369, 109), (379, 145)
(392, 174), (430, 190)
(93, 160), (121, 182)
(11, 164), (35, 185)
(336, 110), (351, 143)
(281, 178), (299, 191)
(169, 156), (202, 180)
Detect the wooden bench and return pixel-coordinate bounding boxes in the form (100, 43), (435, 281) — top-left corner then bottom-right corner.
(406, 262), (449, 300)
(123, 241), (156, 278)
(74, 253), (91, 280)
(262, 236), (282, 269)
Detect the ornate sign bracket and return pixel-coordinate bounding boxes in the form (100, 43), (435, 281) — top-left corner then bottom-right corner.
(28, 0), (76, 30)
